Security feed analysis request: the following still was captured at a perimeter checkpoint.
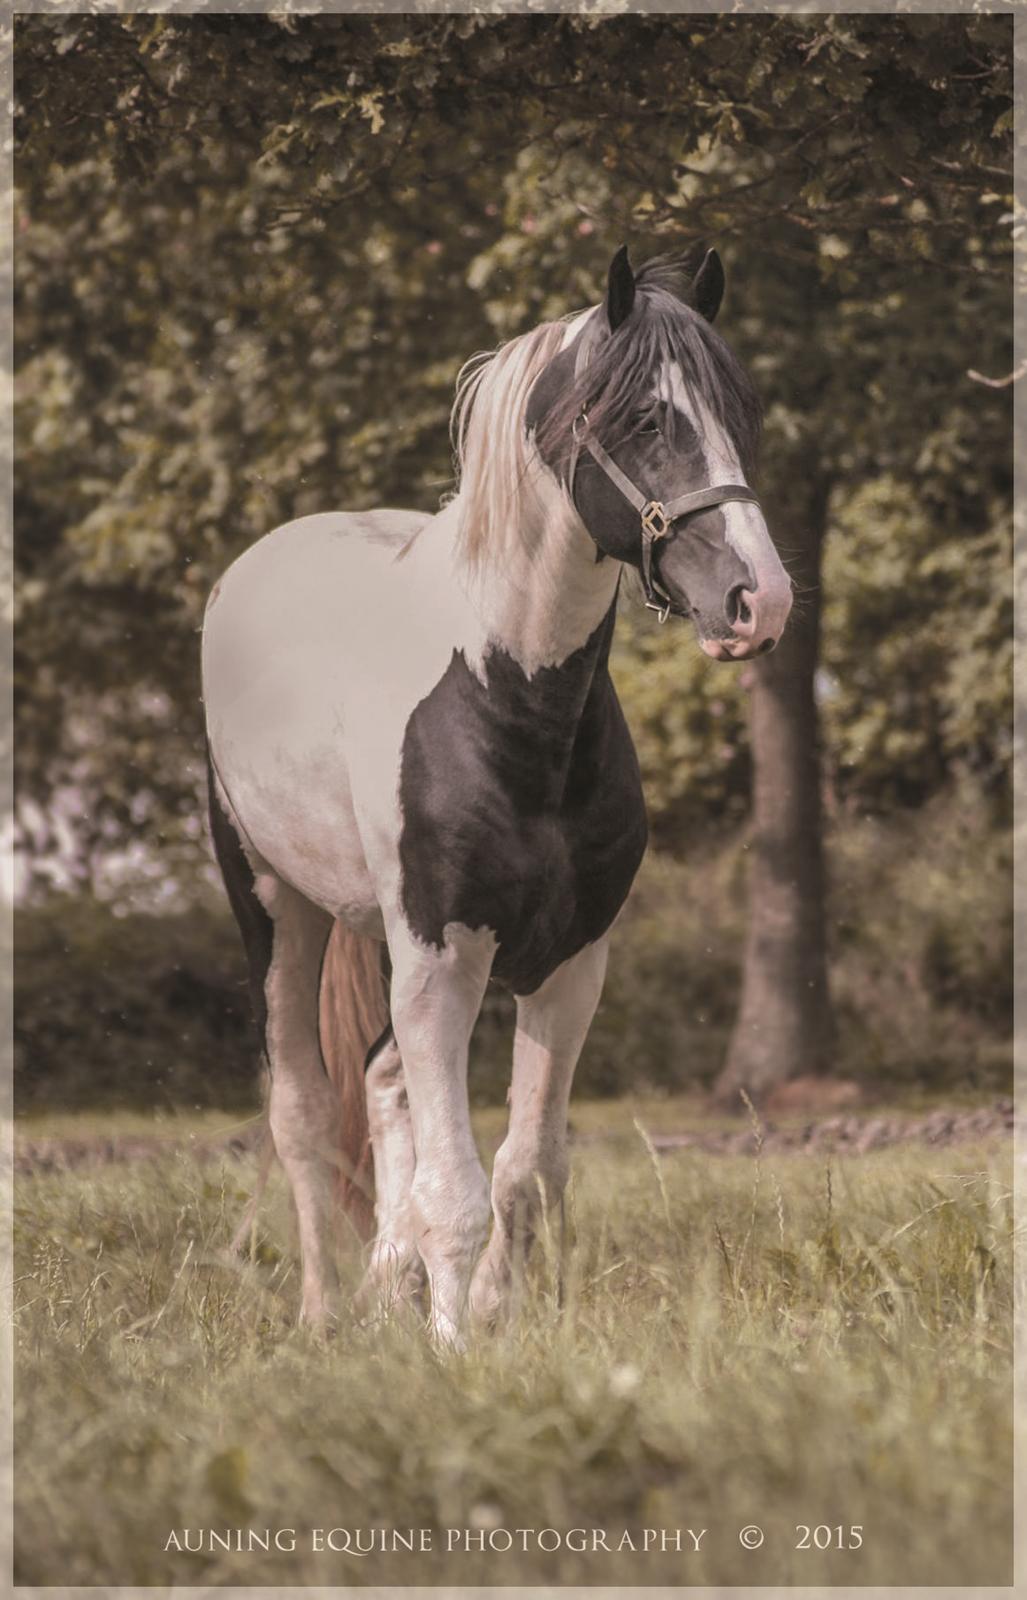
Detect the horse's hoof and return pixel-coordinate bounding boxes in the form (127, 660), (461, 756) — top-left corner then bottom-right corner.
(298, 1291), (342, 1341)
(354, 1252), (428, 1324)
(467, 1259), (509, 1331)
(428, 1313), (467, 1353)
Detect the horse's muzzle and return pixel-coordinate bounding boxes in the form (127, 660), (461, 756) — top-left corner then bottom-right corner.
(699, 582), (791, 661)
(701, 635), (777, 661)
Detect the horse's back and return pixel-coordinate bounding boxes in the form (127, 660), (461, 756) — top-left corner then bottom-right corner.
(208, 505), (420, 632)
(204, 506), (427, 691)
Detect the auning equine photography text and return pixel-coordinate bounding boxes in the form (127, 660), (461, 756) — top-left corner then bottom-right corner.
(162, 1524), (707, 1554)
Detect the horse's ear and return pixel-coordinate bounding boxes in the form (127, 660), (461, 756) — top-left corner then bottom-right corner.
(606, 245), (636, 332)
(691, 247), (725, 323)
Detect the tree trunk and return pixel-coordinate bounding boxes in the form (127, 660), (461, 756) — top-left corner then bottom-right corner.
(714, 474), (834, 1107)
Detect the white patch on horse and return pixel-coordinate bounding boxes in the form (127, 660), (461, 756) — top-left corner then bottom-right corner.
(664, 361), (792, 635)
(203, 507), (476, 918)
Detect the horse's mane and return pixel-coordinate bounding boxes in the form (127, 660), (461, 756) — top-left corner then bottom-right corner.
(450, 254), (762, 566)
(450, 317), (571, 568)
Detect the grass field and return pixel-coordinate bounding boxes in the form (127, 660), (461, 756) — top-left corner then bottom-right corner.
(12, 1103), (1015, 1588)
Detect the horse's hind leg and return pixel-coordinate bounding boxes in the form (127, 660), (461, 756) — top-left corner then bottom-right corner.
(469, 937), (609, 1327)
(208, 767), (339, 1326)
(260, 881), (342, 1326)
(207, 760), (276, 1256)
(355, 1026), (427, 1318)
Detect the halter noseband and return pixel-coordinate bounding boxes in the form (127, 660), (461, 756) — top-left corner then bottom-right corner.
(569, 337), (761, 622)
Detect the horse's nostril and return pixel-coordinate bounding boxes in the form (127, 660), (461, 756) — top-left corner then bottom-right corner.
(726, 584), (759, 637)
(725, 585), (750, 626)
(756, 637), (775, 656)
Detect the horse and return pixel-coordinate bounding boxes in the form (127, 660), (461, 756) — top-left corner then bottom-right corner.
(201, 245), (792, 1345)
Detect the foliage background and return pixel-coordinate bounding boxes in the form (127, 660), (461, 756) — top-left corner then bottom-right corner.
(13, 11), (1014, 1107)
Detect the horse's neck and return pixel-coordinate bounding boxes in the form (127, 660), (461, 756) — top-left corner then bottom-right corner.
(438, 489), (622, 680)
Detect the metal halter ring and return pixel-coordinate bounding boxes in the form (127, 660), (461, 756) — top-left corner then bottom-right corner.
(640, 500), (670, 541)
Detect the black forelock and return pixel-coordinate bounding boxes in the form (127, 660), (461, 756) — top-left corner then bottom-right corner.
(634, 246), (709, 302)
(534, 254), (762, 480)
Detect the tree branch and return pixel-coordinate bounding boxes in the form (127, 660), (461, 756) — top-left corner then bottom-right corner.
(967, 359), (1026, 389)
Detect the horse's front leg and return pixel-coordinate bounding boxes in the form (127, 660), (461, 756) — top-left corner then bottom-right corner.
(469, 937), (609, 1327)
(387, 922), (495, 1347)
(354, 1025), (427, 1320)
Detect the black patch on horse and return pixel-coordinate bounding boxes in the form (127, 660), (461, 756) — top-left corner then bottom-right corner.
(397, 604), (647, 995)
(206, 748), (274, 1057)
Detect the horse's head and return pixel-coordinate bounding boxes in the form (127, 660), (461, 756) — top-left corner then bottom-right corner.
(526, 246), (792, 660)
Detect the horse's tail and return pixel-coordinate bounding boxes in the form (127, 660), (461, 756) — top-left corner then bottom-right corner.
(318, 922), (388, 1241)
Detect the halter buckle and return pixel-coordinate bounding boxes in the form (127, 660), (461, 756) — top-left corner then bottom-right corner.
(645, 595), (672, 624)
(640, 500), (670, 541)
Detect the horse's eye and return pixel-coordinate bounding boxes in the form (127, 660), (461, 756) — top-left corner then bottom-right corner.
(634, 415), (661, 436)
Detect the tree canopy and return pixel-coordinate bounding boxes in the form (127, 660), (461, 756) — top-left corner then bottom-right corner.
(14, 11), (1013, 897)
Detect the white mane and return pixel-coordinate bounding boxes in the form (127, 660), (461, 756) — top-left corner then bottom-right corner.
(449, 319), (572, 568)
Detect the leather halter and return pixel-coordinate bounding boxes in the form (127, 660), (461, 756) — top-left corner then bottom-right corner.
(569, 336), (761, 622)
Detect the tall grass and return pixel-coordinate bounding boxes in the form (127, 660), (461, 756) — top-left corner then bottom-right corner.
(13, 1114), (1013, 1588)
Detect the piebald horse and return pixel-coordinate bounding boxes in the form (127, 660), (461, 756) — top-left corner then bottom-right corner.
(202, 246), (792, 1344)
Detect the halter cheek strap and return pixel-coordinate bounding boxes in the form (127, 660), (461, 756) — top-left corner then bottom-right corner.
(579, 428), (759, 620)
(569, 333), (761, 622)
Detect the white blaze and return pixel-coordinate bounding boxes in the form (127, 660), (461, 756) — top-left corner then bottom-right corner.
(666, 363), (793, 640)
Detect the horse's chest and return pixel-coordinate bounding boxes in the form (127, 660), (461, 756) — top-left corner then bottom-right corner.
(397, 635), (647, 994)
